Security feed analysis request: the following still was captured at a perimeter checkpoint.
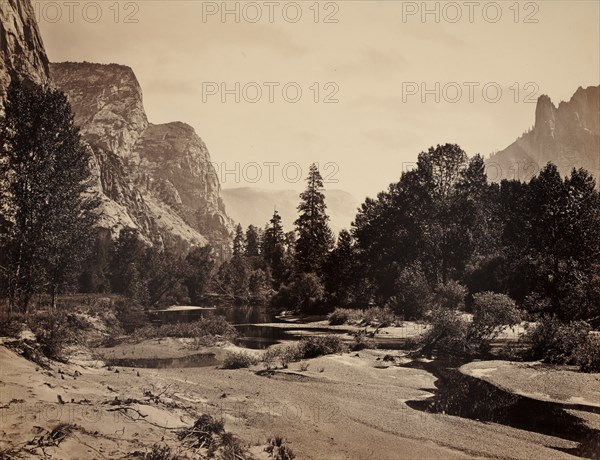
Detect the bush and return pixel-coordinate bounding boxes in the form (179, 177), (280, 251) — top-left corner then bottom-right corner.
(525, 316), (591, 364)
(393, 263), (432, 320)
(296, 335), (347, 359)
(262, 335), (347, 369)
(575, 335), (600, 372)
(351, 330), (374, 351)
(27, 311), (77, 359)
(469, 292), (522, 351)
(328, 308), (355, 325)
(222, 351), (258, 369)
(362, 306), (399, 327)
(418, 308), (469, 356)
(434, 281), (467, 310)
(133, 315), (237, 342)
(0, 312), (25, 338)
(266, 436), (296, 460)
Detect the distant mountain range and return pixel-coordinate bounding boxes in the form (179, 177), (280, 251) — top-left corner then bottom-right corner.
(486, 85), (599, 182)
(222, 188), (360, 236)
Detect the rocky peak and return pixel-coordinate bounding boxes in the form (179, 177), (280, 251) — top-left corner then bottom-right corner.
(487, 86), (600, 183)
(49, 61), (232, 255)
(0, 0), (50, 102)
(50, 62), (148, 160)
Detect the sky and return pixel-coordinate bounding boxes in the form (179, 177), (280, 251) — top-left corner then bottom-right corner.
(37, 0), (600, 202)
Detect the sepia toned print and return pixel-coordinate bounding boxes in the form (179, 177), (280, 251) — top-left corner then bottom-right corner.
(0, 1), (599, 459)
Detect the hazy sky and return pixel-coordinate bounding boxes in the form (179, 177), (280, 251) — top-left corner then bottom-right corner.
(38, 0), (600, 201)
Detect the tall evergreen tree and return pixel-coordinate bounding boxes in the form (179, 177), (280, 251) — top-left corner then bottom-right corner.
(245, 225), (261, 257)
(232, 223), (245, 257)
(294, 164), (333, 273)
(0, 80), (98, 311)
(262, 211), (286, 287)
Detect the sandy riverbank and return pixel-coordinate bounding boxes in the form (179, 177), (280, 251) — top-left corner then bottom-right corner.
(1, 339), (593, 459)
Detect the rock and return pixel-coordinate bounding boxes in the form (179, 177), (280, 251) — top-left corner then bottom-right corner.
(487, 86), (600, 183)
(50, 62), (233, 256)
(0, 0), (50, 104)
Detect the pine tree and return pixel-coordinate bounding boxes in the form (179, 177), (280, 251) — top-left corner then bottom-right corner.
(0, 79), (98, 311)
(294, 164), (333, 273)
(245, 225), (261, 257)
(262, 211), (286, 288)
(232, 223), (245, 257)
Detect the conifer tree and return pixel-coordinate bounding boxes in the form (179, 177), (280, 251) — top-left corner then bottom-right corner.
(294, 164), (333, 273)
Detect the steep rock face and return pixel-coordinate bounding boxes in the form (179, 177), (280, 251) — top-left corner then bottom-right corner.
(487, 86), (600, 182)
(49, 62), (232, 254)
(0, 0), (50, 100)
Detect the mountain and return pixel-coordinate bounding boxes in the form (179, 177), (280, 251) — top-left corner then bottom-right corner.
(49, 62), (232, 255)
(0, 0), (50, 99)
(487, 86), (600, 182)
(222, 187), (359, 235)
(0, 0), (233, 257)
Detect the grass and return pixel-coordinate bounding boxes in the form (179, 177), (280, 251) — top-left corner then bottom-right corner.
(266, 436), (296, 459)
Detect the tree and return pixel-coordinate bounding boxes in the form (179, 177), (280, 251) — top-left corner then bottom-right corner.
(294, 164), (334, 273)
(232, 223), (245, 257)
(245, 225), (261, 257)
(262, 211), (287, 288)
(0, 79), (98, 311)
(109, 228), (148, 304)
(324, 230), (360, 306)
(184, 245), (215, 304)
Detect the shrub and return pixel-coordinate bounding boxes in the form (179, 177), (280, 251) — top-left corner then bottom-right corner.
(575, 335), (600, 372)
(266, 436), (296, 460)
(362, 306), (399, 327)
(469, 292), (522, 351)
(296, 335), (347, 359)
(133, 315), (237, 342)
(351, 330), (374, 351)
(178, 414), (224, 450)
(27, 311), (77, 359)
(0, 312), (25, 338)
(525, 316), (591, 364)
(393, 263), (432, 320)
(328, 308), (354, 325)
(434, 280), (467, 310)
(418, 308), (469, 356)
(222, 351), (258, 369)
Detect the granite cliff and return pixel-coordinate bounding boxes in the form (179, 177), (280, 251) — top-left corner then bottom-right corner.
(487, 86), (600, 182)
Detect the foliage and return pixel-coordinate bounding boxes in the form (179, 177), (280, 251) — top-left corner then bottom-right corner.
(222, 351), (258, 369)
(272, 273), (325, 313)
(525, 316), (591, 365)
(133, 315), (237, 342)
(391, 263), (432, 319)
(574, 335), (600, 373)
(266, 436), (296, 460)
(232, 224), (245, 257)
(296, 335), (347, 358)
(328, 308), (361, 325)
(433, 280), (467, 310)
(27, 311), (79, 359)
(351, 330), (374, 351)
(468, 292), (522, 352)
(0, 79), (98, 311)
(294, 164), (334, 273)
(183, 245), (215, 304)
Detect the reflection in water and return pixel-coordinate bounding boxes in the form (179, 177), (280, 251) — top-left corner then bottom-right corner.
(405, 360), (600, 459)
(106, 353), (218, 369)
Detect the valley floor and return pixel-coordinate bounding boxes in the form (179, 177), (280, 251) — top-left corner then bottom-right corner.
(1, 339), (598, 459)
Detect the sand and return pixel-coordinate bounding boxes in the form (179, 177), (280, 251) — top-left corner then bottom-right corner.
(0, 339), (589, 459)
